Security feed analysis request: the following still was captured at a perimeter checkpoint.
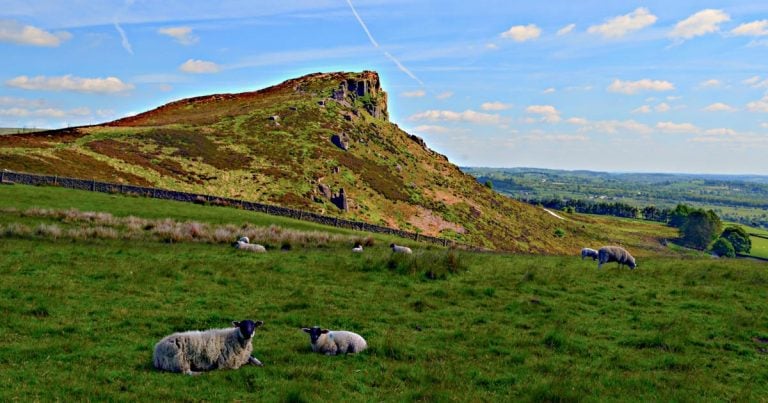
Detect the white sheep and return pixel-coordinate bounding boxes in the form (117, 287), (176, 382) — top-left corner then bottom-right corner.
(232, 237), (266, 253)
(581, 247), (599, 261)
(597, 246), (637, 270)
(390, 243), (412, 254)
(301, 326), (367, 355)
(153, 319), (264, 375)
(352, 242), (363, 253)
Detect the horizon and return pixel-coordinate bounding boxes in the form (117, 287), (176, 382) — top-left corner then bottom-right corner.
(1, 1), (767, 175)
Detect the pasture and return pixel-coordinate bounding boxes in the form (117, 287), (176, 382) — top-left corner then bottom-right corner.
(0, 185), (766, 401)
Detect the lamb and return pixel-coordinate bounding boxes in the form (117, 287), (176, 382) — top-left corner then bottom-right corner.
(390, 243), (412, 254)
(352, 242), (363, 253)
(301, 326), (367, 355)
(232, 236), (266, 253)
(581, 247), (599, 261)
(597, 246), (637, 270)
(153, 319), (265, 375)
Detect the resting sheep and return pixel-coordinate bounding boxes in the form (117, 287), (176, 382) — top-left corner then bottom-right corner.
(390, 243), (412, 254)
(153, 319), (265, 375)
(301, 326), (367, 355)
(597, 246), (637, 270)
(233, 237), (266, 253)
(581, 247), (599, 261)
(352, 242), (363, 253)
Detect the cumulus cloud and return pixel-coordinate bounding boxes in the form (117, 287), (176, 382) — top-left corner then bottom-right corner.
(6, 75), (134, 93)
(412, 125), (451, 133)
(158, 26), (198, 45)
(657, 121), (700, 134)
(747, 95), (768, 112)
(401, 89), (426, 98)
(557, 24), (576, 36)
(525, 105), (561, 123)
(179, 59), (221, 74)
(500, 24), (541, 42)
(608, 78), (675, 94)
(481, 101), (512, 111)
(669, 9), (730, 40)
(731, 20), (768, 36)
(742, 75), (768, 89)
(408, 109), (502, 125)
(632, 105), (652, 114)
(0, 19), (71, 47)
(566, 117), (589, 125)
(587, 7), (657, 38)
(704, 103), (737, 112)
(699, 79), (722, 88)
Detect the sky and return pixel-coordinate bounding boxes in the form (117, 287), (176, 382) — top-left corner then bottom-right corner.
(1, 1), (767, 175)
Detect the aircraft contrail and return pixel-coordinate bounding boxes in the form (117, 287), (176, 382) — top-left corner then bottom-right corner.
(345, 0), (424, 86)
(114, 22), (133, 55)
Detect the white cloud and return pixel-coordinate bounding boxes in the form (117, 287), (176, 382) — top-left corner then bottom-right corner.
(566, 117), (589, 125)
(704, 128), (737, 136)
(485, 43), (499, 50)
(657, 121), (700, 134)
(747, 95), (768, 112)
(731, 20), (768, 36)
(669, 9), (730, 40)
(521, 133), (588, 142)
(742, 76), (768, 89)
(525, 105), (561, 123)
(588, 119), (653, 134)
(412, 125), (451, 134)
(114, 22), (133, 54)
(632, 105), (652, 114)
(543, 87), (556, 94)
(158, 26), (198, 45)
(557, 24), (576, 36)
(500, 24), (541, 42)
(0, 19), (71, 47)
(699, 79), (721, 88)
(436, 91), (454, 100)
(408, 109), (502, 125)
(6, 75), (134, 93)
(179, 59), (221, 74)
(481, 101), (512, 111)
(655, 102), (671, 113)
(608, 78), (675, 94)
(587, 7), (657, 38)
(0, 96), (47, 108)
(401, 89), (426, 98)
(762, 122), (768, 129)
(0, 106), (90, 118)
(704, 103), (737, 112)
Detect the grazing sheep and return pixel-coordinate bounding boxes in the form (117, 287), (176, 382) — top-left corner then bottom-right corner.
(597, 246), (637, 270)
(153, 320), (264, 375)
(301, 326), (367, 355)
(352, 242), (363, 253)
(232, 237), (266, 253)
(581, 247), (599, 261)
(390, 243), (412, 254)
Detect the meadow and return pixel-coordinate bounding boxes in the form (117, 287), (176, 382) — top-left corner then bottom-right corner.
(1, 185), (767, 401)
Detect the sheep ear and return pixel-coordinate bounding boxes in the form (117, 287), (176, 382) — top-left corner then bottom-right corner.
(320, 329), (330, 334)
(232, 321), (240, 327)
(302, 328), (311, 333)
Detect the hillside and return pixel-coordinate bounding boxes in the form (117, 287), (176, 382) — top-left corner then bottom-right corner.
(0, 71), (658, 253)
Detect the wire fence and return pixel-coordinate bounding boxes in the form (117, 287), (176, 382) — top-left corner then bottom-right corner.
(0, 170), (456, 247)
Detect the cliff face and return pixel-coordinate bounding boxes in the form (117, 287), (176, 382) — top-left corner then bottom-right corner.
(0, 71), (596, 252)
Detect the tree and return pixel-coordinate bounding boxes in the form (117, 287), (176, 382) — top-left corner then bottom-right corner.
(668, 204), (691, 228)
(712, 237), (735, 257)
(720, 226), (751, 254)
(680, 209), (721, 250)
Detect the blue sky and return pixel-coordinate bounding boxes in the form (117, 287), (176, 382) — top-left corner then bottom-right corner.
(2, 1), (767, 174)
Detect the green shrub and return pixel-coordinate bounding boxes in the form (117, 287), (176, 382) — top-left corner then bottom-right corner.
(712, 237), (735, 258)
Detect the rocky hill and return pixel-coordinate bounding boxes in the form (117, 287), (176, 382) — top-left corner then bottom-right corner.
(0, 71), (623, 253)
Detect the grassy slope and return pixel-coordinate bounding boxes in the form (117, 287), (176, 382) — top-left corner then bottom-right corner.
(0, 72), (634, 253)
(1, 185), (767, 401)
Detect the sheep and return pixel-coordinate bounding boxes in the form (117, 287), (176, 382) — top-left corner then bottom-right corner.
(597, 246), (637, 270)
(153, 319), (265, 375)
(301, 326), (367, 355)
(581, 247), (599, 261)
(352, 242), (363, 253)
(390, 243), (412, 254)
(232, 237), (266, 253)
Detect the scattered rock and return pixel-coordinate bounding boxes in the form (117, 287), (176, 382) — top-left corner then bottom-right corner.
(317, 184), (332, 199)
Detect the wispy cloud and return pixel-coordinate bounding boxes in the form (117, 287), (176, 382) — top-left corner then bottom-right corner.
(409, 109), (502, 125)
(6, 75), (134, 93)
(608, 79), (675, 95)
(703, 103), (737, 112)
(0, 19), (71, 47)
(158, 26), (198, 45)
(435, 91), (453, 100)
(669, 9), (730, 41)
(481, 101), (512, 111)
(179, 59), (220, 74)
(500, 24), (541, 42)
(345, 0), (423, 86)
(401, 89), (426, 97)
(587, 7), (657, 39)
(698, 79), (722, 88)
(656, 121), (700, 134)
(747, 95), (768, 112)
(114, 22), (133, 54)
(730, 20), (768, 37)
(557, 24), (576, 36)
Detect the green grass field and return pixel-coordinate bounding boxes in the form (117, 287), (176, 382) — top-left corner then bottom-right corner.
(1, 185), (767, 401)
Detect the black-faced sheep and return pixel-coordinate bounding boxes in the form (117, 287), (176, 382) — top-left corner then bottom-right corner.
(153, 320), (264, 375)
(301, 326), (367, 355)
(598, 246), (637, 269)
(581, 247), (599, 261)
(390, 243), (412, 254)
